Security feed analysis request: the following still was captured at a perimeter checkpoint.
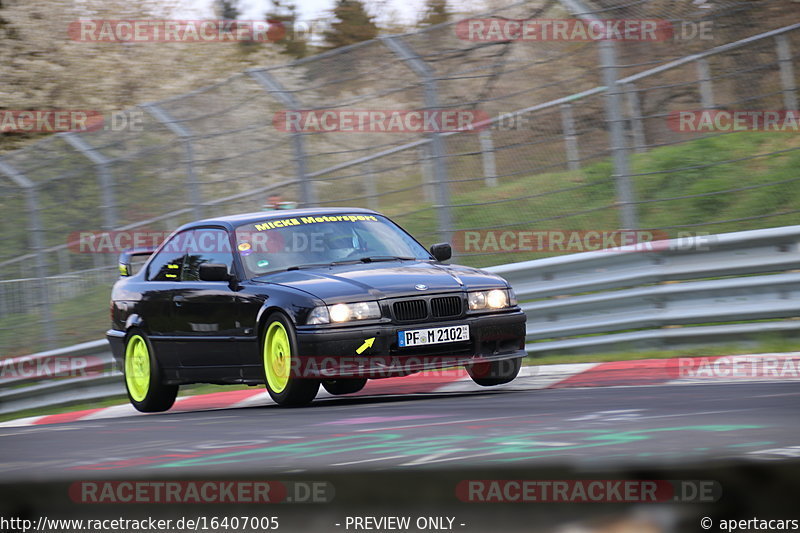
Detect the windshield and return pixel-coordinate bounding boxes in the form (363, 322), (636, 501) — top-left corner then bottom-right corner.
(234, 213), (431, 278)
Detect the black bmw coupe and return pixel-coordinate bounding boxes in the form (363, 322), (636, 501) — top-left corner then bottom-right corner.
(107, 208), (527, 410)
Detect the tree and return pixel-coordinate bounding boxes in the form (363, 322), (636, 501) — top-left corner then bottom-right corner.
(323, 0), (379, 50)
(267, 0), (309, 59)
(216, 0), (240, 20)
(0, 0), (283, 154)
(418, 0), (451, 27)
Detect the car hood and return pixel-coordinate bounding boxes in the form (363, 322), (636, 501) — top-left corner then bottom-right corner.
(252, 261), (507, 302)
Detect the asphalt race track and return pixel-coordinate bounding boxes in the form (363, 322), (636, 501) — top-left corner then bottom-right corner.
(1, 381), (799, 481)
(2, 379), (800, 532)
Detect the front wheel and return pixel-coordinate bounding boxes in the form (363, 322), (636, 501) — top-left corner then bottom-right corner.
(124, 330), (178, 412)
(322, 378), (367, 395)
(263, 313), (319, 407)
(466, 357), (522, 386)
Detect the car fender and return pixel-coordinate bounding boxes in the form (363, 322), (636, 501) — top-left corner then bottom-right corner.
(252, 282), (322, 336)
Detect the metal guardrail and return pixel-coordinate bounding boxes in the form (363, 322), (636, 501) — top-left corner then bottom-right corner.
(2, 224), (800, 416)
(0, 340), (119, 415)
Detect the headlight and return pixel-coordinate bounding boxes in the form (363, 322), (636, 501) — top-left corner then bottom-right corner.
(307, 301), (381, 324)
(306, 306), (330, 325)
(468, 289), (512, 311)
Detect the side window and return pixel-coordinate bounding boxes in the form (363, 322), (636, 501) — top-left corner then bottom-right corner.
(147, 249), (185, 282)
(180, 228), (235, 281)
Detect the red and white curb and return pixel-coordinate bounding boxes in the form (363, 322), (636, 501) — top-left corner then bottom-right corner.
(2, 352), (799, 428)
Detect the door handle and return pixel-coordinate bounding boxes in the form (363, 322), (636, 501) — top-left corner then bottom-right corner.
(174, 296), (186, 306)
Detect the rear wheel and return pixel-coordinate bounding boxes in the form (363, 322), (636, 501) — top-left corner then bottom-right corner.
(263, 313), (319, 407)
(124, 330), (178, 412)
(322, 378), (367, 395)
(466, 357), (522, 386)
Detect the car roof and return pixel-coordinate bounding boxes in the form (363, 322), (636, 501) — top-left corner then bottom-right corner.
(180, 207), (382, 231)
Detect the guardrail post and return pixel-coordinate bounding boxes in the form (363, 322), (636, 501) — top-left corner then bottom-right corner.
(382, 35), (453, 244)
(0, 160), (56, 350)
(478, 129), (498, 187)
(141, 103), (204, 219)
(775, 34), (798, 110)
(696, 58), (715, 109)
(247, 69), (317, 207)
(625, 83), (647, 154)
(560, 104), (581, 171)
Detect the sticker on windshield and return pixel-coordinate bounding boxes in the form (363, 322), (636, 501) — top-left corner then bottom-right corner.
(254, 214), (378, 231)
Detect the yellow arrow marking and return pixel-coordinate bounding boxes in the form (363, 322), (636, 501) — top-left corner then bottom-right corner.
(356, 337), (375, 355)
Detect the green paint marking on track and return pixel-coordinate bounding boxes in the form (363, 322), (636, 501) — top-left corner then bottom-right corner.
(725, 441), (776, 448)
(145, 424), (768, 470)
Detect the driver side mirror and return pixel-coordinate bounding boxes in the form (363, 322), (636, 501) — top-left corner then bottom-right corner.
(430, 243), (452, 262)
(199, 263), (232, 282)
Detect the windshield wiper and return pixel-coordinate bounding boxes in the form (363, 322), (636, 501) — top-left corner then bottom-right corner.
(286, 263), (334, 271)
(354, 256), (417, 263)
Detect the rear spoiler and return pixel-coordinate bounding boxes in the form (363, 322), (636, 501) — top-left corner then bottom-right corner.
(118, 248), (155, 277)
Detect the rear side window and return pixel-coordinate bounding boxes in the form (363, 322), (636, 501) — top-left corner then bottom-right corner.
(147, 250), (185, 281)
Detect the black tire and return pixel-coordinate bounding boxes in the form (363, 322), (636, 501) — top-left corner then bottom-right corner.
(466, 357), (522, 386)
(322, 378), (368, 395)
(123, 329), (178, 412)
(262, 312), (320, 407)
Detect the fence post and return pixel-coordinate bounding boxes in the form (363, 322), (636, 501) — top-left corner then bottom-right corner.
(417, 145), (436, 203)
(247, 69), (317, 207)
(0, 160), (56, 350)
(0, 282), (6, 317)
(141, 103), (204, 219)
(478, 129), (498, 187)
(57, 247), (71, 276)
(62, 132), (118, 269)
(696, 58), (715, 109)
(382, 35), (453, 245)
(560, 104), (581, 171)
(363, 160), (380, 211)
(624, 83), (647, 154)
(775, 34), (798, 110)
(558, 0), (637, 229)
(600, 38), (638, 230)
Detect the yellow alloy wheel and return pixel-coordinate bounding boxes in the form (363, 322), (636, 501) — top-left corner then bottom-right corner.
(264, 321), (291, 393)
(125, 334), (151, 402)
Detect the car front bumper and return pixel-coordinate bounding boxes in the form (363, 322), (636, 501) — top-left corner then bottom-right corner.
(293, 310), (527, 378)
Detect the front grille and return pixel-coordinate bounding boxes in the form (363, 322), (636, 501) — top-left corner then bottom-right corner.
(431, 296), (462, 318)
(393, 299), (427, 321)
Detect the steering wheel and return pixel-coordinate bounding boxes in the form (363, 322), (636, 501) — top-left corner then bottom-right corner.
(338, 249), (366, 261)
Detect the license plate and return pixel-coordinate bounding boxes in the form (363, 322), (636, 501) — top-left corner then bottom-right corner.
(397, 325), (470, 347)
